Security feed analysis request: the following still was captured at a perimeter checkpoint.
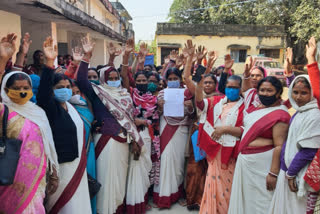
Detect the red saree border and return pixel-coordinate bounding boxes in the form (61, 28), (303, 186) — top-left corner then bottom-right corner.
(238, 110), (290, 155)
(95, 135), (127, 159)
(160, 124), (179, 155)
(49, 129), (87, 214)
(153, 184), (183, 208)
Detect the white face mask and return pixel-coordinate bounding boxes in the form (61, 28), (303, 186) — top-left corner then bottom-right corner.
(107, 80), (121, 88)
(68, 94), (86, 105)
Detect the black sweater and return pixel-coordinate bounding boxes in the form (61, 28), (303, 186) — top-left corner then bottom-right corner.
(37, 66), (79, 163)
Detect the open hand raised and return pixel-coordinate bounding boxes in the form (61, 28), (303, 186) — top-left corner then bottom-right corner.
(306, 36), (317, 64)
(0, 33), (17, 62)
(284, 47), (293, 77)
(20, 33), (32, 55)
(43, 36), (57, 67)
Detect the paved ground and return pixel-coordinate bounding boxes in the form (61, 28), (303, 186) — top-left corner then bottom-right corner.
(148, 203), (198, 214)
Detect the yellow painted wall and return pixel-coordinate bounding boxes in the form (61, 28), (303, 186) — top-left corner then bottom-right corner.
(0, 10), (21, 63)
(156, 35), (285, 74)
(90, 0), (105, 24)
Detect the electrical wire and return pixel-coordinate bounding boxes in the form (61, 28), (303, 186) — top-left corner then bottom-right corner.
(132, 0), (258, 19)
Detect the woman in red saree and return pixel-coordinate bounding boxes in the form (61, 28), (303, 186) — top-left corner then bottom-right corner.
(196, 75), (244, 214)
(228, 76), (290, 214)
(153, 67), (194, 208)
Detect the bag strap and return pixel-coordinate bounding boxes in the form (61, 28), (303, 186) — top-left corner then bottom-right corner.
(2, 105), (8, 140)
(0, 105), (8, 155)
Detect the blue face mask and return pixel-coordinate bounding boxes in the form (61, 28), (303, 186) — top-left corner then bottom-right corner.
(225, 88), (240, 101)
(167, 80), (180, 88)
(54, 88), (72, 103)
(107, 80), (121, 88)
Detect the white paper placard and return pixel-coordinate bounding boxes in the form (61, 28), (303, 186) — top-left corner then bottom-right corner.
(163, 88), (185, 117)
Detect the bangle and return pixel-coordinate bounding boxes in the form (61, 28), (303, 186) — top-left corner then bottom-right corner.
(122, 63), (129, 67)
(285, 171), (296, 179)
(243, 76), (250, 80)
(268, 171), (278, 178)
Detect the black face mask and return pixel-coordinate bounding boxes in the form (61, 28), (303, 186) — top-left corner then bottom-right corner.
(258, 94), (278, 106)
(136, 84), (148, 93)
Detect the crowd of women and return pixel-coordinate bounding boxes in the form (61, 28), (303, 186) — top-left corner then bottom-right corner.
(0, 31), (319, 214)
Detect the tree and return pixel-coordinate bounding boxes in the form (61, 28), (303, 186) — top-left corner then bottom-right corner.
(168, 0), (203, 23)
(290, 0), (320, 43)
(168, 0), (320, 63)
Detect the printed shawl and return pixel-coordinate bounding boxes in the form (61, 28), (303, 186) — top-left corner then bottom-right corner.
(132, 88), (160, 184)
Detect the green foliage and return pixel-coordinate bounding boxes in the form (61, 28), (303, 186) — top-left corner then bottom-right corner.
(290, 0), (320, 43)
(168, 0), (320, 45)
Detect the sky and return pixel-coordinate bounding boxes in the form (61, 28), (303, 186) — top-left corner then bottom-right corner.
(118, 0), (174, 42)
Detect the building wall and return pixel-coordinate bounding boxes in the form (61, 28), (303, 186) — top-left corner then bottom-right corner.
(21, 18), (55, 65)
(156, 35), (285, 74)
(0, 10), (21, 62)
(90, 0), (105, 24)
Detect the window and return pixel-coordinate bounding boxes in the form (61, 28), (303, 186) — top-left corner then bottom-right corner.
(58, 43), (68, 56)
(259, 49), (280, 59)
(230, 49), (247, 63)
(263, 61), (281, 69)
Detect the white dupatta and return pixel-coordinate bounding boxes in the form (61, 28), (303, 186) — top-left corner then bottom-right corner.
(0, 71), (59, 172)
(285, 75), (320, 197)
(199, 96), (243, 147)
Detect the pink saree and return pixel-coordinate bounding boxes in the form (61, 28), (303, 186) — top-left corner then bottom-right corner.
(0, 110), (47, 214)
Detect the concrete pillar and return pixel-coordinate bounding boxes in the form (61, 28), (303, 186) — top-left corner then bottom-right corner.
(91, 37), (104, 67)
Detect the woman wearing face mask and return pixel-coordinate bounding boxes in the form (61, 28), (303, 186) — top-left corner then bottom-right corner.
(153, 67), (194, 208)
(228, 76), (291, 214)
(268, 76), (320, 214)
(37, 37), (91, 214)
(120, 70), (155, 213)
(242, 57), (267, 111)
(69, 81), (97, 214)
(181, 43), (221, 210)
(77, 37), (144, 214)
(196, 75), (244, 214)
(147, 71), (160, 95)
(0, 33), (59, 214)
(88, 68), (99, 85)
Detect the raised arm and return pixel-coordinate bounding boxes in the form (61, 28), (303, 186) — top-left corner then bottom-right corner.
(183, 40), (196, 95)
(121, 38), (134, 92)
(136, 42), (148, 71)
(131, 55), (138, 75)
(283, 47), (296, 87)
(37, 37), (58, 115)
(218, 54), (234, 94)
(242, 56), (253, 94)
(107, 42), (122, 67)
(15, 33), (31, 70)
(195, 45), (207, 66)
(195, 73), (205, 110)
(76, 36), (95, 95)
(205, 51), (218, 74)
(306, 37), (320, 106)
(0, 33), (17, 82)
(64, 47), (83, 79)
